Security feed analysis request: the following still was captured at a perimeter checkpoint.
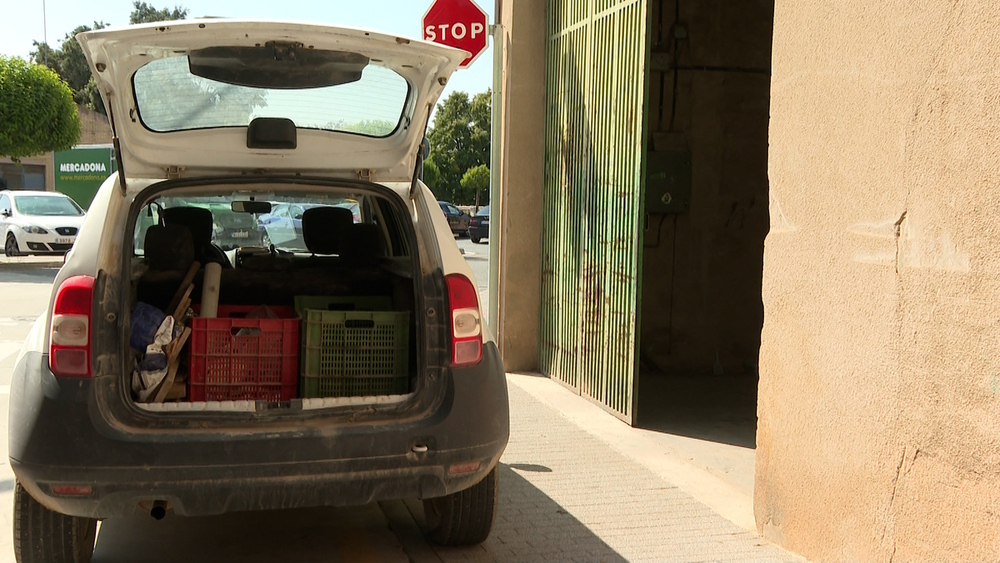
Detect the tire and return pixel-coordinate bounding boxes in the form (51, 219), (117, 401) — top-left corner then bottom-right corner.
(14, 482), (97, 563)
(5, 233), (20, 257)
(423, 465), (498, 546)
(471, 236), (482, 244)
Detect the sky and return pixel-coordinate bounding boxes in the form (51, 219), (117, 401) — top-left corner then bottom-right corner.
(0, 0), (495, 116)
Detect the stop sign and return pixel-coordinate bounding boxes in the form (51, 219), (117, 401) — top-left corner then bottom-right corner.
(422, 0), (490, 68)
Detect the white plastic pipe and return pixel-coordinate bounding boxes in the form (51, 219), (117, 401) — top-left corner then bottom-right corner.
(200, 262), (222, 318)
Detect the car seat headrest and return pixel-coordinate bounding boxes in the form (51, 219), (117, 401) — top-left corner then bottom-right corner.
(339, 223), (386, 267)
(302, 207), (354, 255)
(162, 207), (214, 249)
(143, 224), (194, 271)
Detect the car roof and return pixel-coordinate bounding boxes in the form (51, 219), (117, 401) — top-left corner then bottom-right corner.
(2, 190), (71, 198)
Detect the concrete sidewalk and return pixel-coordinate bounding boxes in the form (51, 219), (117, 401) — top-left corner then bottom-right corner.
(403, 373), (803, 562)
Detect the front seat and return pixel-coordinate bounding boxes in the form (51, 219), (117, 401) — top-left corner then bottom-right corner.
(162, 207), (232, 268)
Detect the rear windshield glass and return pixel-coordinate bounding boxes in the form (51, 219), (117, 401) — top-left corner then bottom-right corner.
(14, 196), (84, 217)
(132, 56), (409, 137)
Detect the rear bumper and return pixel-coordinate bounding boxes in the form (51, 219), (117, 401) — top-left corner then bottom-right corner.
(10, 343), (509, 518)
(468, 225), (489, 239)
(13, 439), (504, 519)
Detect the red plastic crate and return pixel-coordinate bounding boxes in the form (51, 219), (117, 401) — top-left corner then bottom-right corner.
(188, 305), (299, 402)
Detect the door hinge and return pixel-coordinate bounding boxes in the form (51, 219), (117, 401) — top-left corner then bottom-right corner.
(358, 169), (375, 183)
(165, 166), (184, 180)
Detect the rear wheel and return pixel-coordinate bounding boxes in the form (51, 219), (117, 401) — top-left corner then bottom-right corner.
(5, 234), (20, 257)
(471, 236), (482, 244)
(423, 465), (498, 546)
(14, 482), (97, 563)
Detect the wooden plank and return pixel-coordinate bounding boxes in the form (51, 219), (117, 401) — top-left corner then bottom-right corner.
(167, 261), (200, 314)
(152, 327), (191, 404)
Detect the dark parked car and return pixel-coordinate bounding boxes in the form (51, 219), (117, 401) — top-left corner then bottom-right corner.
(469, 206), (489, 244)
(438, 201), (470, 236)
(211, 204), (265, 250)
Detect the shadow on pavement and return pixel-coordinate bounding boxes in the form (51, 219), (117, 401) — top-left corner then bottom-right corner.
(0, 259), (61, 284)
(635, 373), (758, 449)
(415, 463), (625, 562)
(93, 503), (410, 563)
(89, 463), (624, 562)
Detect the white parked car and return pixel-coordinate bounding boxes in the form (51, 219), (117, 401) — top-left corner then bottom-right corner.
(0, 190), (86, 256)
(9, 20), (508, 562)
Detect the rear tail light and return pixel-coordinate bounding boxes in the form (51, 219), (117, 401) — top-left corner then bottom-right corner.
(49, 275), (95, 378)
(445, 274), (483, 366)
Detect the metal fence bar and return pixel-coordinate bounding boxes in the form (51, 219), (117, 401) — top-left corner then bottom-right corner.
(540, 0), (650, 422)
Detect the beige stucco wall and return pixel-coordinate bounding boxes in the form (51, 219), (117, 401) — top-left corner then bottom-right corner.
(494, 0), (546, 372)
(757, 1), (1000, 560)
(78, 106), (112, 145)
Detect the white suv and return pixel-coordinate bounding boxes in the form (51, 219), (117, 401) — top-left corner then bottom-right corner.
(9, 20), (508, 562)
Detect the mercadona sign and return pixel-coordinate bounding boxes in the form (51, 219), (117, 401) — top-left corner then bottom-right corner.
(53, 145), (117, 209)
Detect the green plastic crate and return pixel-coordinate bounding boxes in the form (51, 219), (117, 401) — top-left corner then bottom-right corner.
(293, 296), (393, 318)
(300, 310), (410, 398)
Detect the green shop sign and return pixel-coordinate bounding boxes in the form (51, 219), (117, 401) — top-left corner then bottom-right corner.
(53, 145), (117, 209)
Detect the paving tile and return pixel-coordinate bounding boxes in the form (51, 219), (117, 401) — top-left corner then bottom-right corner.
(424, 381), (802, 562)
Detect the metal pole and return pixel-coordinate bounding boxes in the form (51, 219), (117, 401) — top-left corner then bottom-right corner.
(487, 23), (503, 337)
(42, 0), (48, 66)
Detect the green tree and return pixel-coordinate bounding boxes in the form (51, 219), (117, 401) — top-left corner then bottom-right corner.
(31, 23), (108, 114)
(422, 158), (441, 190)
(339, 119), (398, 137)
(130, 1), (189, 24)
(426, 89), (491, 203)
(460, 164), (490, 207)
(29, 3), (190, 115)
(0, 57), (80, 161)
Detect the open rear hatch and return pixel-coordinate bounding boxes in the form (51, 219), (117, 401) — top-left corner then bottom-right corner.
(76, 19), (466, 182)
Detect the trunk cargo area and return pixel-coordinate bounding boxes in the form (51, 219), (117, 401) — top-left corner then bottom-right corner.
(124, 187), (421, 410)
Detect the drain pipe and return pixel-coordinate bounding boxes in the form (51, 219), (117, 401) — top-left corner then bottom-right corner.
(488, 21), (504, 338)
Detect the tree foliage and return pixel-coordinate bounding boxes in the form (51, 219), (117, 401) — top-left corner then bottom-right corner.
(0, 56), (80, 161)
(29, 3), (189, 116)
(130, 1), (189, 24)
(31, 23), (107, 114)
(338, 119), (399, 137)
(422, 159), (441, 190)
(426, 89), (491, 204)
(460, 164), (490, 206)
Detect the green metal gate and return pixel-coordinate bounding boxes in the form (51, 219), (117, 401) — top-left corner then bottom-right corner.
(539, 0), (651, 423)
